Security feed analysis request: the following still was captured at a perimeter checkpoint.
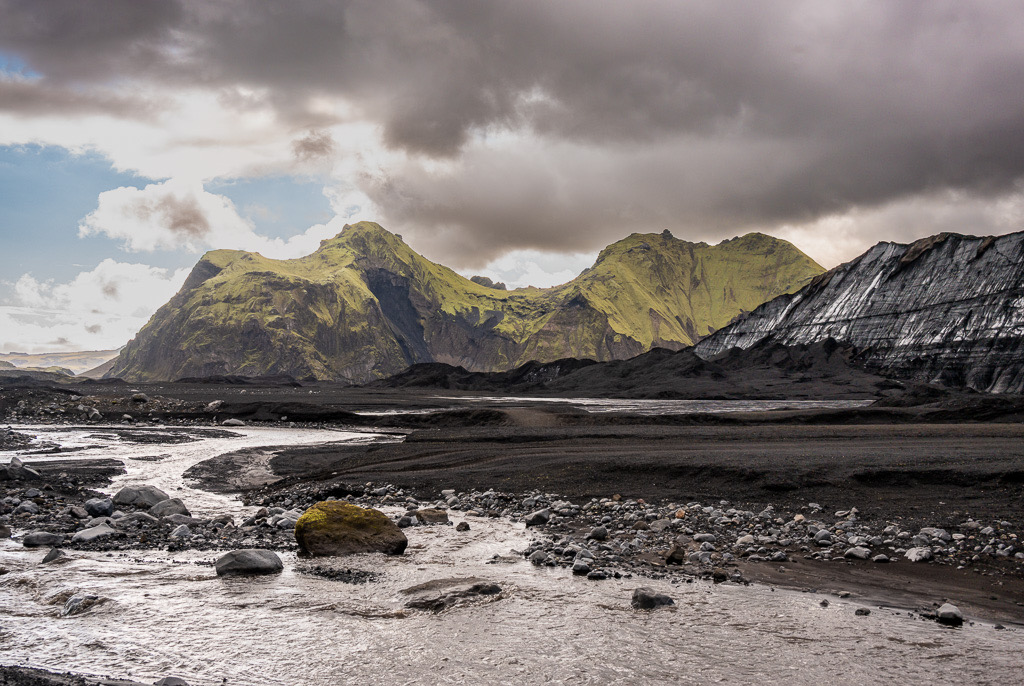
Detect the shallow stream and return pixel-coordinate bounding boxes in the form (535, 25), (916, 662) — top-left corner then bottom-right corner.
(1, 426), (1020, 685)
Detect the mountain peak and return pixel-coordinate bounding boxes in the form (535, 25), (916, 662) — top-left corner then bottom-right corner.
(106, 222), (823, 383)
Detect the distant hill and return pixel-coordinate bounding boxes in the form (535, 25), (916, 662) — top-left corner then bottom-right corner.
(0, 350), (120, 375)
(371, 338), (895, 400)
(105, 222), (822, 383)
(695, 231), (1024, 393)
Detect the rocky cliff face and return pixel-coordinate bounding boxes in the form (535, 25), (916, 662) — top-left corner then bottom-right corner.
(106, 222), (822, 382)
(695, 232), (1024, 393)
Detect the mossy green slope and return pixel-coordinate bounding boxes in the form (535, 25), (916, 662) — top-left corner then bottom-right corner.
(106, 222), (822, 382)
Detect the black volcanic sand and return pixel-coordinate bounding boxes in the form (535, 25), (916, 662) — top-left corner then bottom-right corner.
(266, 422), (1024, 522)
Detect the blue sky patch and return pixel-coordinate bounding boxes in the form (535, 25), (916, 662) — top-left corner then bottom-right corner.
(208, 175), (334, 239)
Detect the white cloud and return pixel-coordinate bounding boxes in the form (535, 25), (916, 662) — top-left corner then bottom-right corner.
(77, 178), (374, 259)
(1, 259), (190, 353)
(458, 249), (598, 290)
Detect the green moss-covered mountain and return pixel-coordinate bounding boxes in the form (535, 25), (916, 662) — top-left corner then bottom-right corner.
(105, 221), (823, 382)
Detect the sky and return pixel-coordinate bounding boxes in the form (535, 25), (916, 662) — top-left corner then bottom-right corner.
(1, 0), (1024, 353)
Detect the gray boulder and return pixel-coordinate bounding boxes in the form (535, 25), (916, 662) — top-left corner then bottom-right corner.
(113, 484), (170, 508)
(221, 418), (246, 427)
(587, 526), (608, 541)
(84, 498), (113, 517)
(844, 547), (872, 560)
(169, 525), (191, 538)
(13, 500), (39, 515)
(3, 456), (41, 481)
(905, 547), (933, 562)
(919, 527), (952, 542)
(631, 587), (675, 610)
(61, 593), (103, 617)
(68, 506), (89, 519)
(72, 523), (121, 543)
(937, 603), (964, 626)
(414, 508), (450, 525)
(215, 549), (284, 576)
(524, 509), (551, 527)
(41, 548), (66, 564)
(150, 498), (190, 518)
(23, 531), (64, 547)
(0, 524), (11, 538)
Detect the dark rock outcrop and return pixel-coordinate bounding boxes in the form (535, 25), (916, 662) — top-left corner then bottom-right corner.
(696, 232), (1024, 393)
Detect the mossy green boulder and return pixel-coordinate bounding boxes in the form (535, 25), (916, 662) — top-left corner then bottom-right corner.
(294, 501), (408, 557)
(105, 221), (823, 383)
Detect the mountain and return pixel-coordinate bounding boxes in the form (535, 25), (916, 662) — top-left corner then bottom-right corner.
(105, 221), (822, 383)
(0, 350), (120, 375)
(695, 231), (1024, 393)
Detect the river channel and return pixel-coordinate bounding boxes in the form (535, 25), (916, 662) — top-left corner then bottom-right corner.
(1, 425), (1020, 685)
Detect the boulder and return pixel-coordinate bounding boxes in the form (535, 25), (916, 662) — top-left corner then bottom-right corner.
(169, 525), (191, 538)
(215, 549), (284, 576)
(844, 547), (872, 560)
(68, 506), (89, 519)
(904, 547), (933, 563)
(937, 602), (964, 627)
(60, 593), (103, 617)
(113, 484), (170, 508)
(414, 508), (449, 525)
(72, 523), (121, 544)
(13, 500), (39, 515)
(155, 678), (190, 686)
(3, 457), (41, 481)
(23, 531), (64, 547)
(919, 527), (952, 542)
(84, 498), (114, 517)
(150, 498), (191, 518)
(631, 587), (675, 610)
(524, 509), (551, 527)
(0, 524), (11, 538)
(587, 526), (608, 541)
(41, 548), (66, 564)
(221, 418), (246, 427)
(294, 501), (408, 557)
(403, 581), (501, 613)
(455, 521), (470, 532)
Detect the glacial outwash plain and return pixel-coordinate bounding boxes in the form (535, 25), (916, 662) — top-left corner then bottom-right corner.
(3, 224), (1024, 684)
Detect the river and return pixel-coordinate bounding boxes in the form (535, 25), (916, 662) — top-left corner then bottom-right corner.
(1, 425), (1020, 685)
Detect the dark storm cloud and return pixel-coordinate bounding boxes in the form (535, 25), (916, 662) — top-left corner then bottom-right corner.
(0, 79), (156, 118)
(3, 0), (1024, 261)
(292, 130), (335, 161)
(128, 193), (211, 240)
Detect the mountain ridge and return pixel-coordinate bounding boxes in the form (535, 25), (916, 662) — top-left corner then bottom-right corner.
(694, 230), (1024, 393)
(105, 221), (823, 383)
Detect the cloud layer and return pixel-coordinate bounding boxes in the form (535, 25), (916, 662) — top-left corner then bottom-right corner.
(2, 259), (190, 352)
(2, 1), (1024, 351)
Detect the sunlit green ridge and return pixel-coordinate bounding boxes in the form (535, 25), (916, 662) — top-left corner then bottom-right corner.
(106, 221), (823, 382)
